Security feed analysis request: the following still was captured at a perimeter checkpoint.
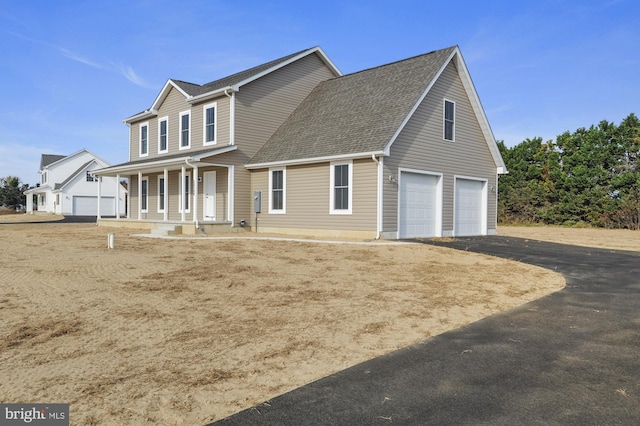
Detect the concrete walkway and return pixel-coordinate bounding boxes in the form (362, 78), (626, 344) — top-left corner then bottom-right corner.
(212, 236), (640, 425)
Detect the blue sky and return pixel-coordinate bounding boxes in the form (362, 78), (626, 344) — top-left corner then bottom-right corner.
(1, 0), (638, 184)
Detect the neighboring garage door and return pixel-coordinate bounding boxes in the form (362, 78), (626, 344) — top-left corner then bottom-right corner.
(454, 179), (485, 236)
(399, 172), (439, 238)
(72, 196), (115, 216)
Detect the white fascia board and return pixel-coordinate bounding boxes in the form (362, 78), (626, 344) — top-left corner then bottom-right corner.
(188, 86), (235, 104)
(452, 49), (507, 173)
(245, 150), (384, 169)
(123, 109), (157, 124)
(150, 79), (191, 111)
(191, 145), (237, 160)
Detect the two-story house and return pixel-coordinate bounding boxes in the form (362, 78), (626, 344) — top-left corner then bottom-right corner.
(25, 149), (126, 216)
(94, 46), (506, 239)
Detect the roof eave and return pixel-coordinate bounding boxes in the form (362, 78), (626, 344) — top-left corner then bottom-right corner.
(245, 150), (384, 169)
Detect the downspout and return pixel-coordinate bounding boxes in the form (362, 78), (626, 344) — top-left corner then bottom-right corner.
(185, 159), (199, 229)
(372, 154), (382, 240)
(224, 88), (235, 146)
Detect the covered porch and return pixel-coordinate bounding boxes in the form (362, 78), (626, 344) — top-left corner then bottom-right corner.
(92, 146), (241, 235)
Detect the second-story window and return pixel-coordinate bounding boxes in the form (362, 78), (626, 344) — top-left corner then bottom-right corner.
(180, 111), (190, 150)
(444, 99), (455, 141)
(140, 122), (149, 156)
(203, 102), (216, 145)
(159, 117), (168, 153)
(86, 171), (96, 182)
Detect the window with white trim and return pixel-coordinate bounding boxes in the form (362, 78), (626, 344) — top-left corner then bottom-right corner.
(269, 168), (286, 213)
(157, 176), (165, 212)
(330, 161), (352, 214)
(140, 122), (149, 156)
(179, 111), (190, 149)
(444, 99), (455, 141)
(203, 102), (217, 145)
(178, 172), (191, 212)
(158, 117), (168, 153)
(141, 177), (149, 212)
(86, 171), (96, 182)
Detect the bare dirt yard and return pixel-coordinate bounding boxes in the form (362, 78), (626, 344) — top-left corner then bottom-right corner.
(0, 216), (568, 425)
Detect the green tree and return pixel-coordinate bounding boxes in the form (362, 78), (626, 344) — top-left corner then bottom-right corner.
(0, 176), (30, 210)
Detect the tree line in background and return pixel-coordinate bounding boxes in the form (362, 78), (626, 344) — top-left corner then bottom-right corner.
(0, 176), (30, 211)
(498, 113), (640, 230)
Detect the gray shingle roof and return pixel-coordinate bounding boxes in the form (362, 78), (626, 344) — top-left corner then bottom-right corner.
(248, 46), (457, 166)
(40, 154), (66, 169)
(171, 48), (316, 97)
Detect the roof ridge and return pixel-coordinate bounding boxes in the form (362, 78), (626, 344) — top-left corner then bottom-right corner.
(336, 45), (457, 80)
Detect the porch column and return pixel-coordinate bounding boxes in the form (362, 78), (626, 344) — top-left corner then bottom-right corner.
(181, 165), (186, 222)
(192, 165), (199, 225)
(115, 174), (120, 219)
(228, 165), (234, 225)
(26, 192), (33, 213)
(97, 176), (102, 220)
(163, 168), (168, 221)
(138, 171), (142, 220)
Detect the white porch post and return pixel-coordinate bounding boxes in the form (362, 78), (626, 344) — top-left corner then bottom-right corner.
(115, 174), (120, 219)
(180, 165), (186, 222)
(26, 192), (33, 213)
(137, 171), (142, 220)
(228, 165), (234, 225)
(97, 176), (102, 220)
(192, 166), (199, 225)
(163, 168), (168, 221)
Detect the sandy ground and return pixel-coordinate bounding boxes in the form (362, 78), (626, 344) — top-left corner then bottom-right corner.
(499, 225), (640, 252)
(0, 216), (566, 425)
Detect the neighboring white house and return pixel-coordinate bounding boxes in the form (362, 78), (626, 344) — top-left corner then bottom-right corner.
(24, 149), (127, 216)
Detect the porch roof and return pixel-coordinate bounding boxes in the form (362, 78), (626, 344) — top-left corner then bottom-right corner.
(92, 145), (237, 176)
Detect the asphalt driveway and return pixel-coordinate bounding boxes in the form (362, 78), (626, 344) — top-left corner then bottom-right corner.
(212, 236), (640, 425)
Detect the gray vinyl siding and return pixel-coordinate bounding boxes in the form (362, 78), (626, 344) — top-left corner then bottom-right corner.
(250, 158), (377, 231)
(233, 52), (337, 224)
(129, 88), (230, 161)
(384, 60), (498, 235)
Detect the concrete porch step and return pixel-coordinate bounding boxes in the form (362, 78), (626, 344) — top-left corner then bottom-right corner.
(150, 224), (182, 236)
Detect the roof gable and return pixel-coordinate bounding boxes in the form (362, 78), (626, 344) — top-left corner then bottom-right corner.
(40, 154), (66, 170)
(128, 47), (341, 123)
(248, 46), (506, 173)
(248, 46), (457, 166)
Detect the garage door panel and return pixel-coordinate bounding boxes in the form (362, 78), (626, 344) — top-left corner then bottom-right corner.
(399, 173), (438, 238)
(454, 179), (484, 236)
(73, 196), (115, 216)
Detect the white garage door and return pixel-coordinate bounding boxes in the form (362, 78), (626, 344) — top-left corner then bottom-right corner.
(72, 196), (115, 216)
(454, 179), (485, 236)
(399, 172), (438, 238)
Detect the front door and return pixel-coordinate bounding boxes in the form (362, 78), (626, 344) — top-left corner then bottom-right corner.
(203, 171), (216, 221)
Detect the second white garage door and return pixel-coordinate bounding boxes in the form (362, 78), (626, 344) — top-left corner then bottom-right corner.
(72, 196), (115, 216)
(399, 172), (439, 239)
(454, 178), (485, 236)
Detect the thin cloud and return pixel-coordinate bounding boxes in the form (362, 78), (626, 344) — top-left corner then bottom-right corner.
(6, 29), (154, 89)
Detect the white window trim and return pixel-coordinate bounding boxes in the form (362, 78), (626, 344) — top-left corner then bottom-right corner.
(141, 177), (149, 213)
(157, 175), (165, 213)
(443, 99), (455, 142)
(139, 122), (149, 157)
(268, 167), (286, 214)
(179, 110), (191, 150)
(202, 102), (217, 146)
(158, 116), (169, 154)
(329, 160), (353, 215)
(178, 171), (191, 213)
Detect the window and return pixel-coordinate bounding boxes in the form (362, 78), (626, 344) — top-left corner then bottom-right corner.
(141, 177), (149, 212)
(158, 117), (168, 153)
(41, 171), (47, 184)
(203, 103), (217, 145)
(178, 172), (191, 212)
(330, 161), (352, 214)
(444, 99), (455, 141)
(86, 171), (96, 182)
(179, 111), (190, 149)
(140, 122), (149, 156)
(158, 176), (165, 212)
(269, 168), (286, 213)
